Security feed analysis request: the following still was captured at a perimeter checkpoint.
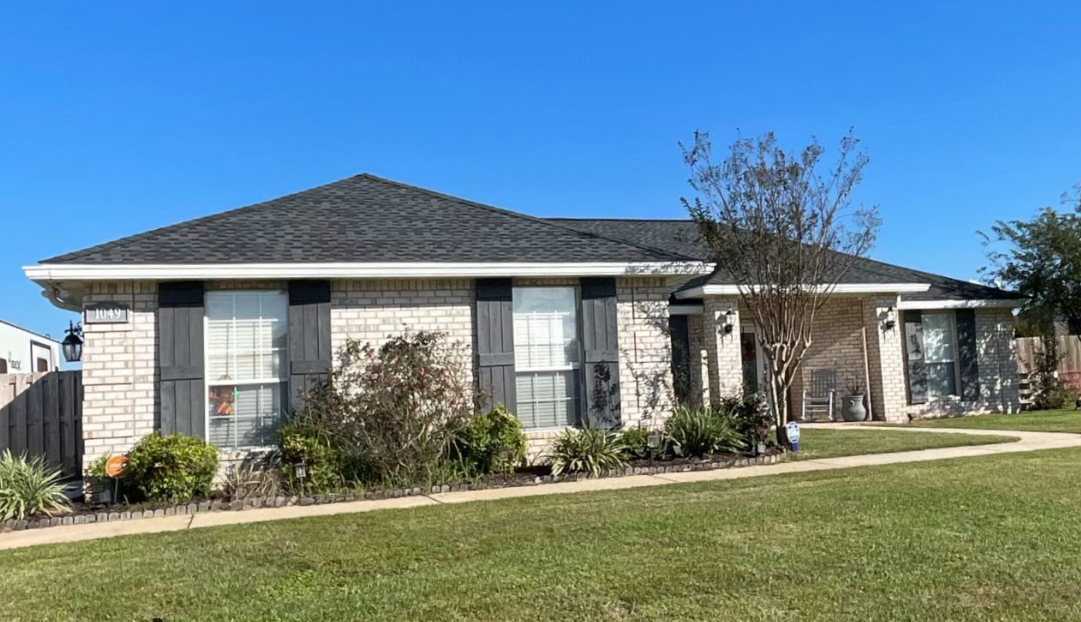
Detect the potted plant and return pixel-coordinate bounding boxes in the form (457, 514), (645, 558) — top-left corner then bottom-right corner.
(842, 382), (867, 422)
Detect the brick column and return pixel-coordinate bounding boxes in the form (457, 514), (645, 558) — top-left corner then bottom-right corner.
(81, 281), (158, 474)
(976, 308), (1021, 413)
(702, 297), (742, 404)
(864, 296), (907, 422)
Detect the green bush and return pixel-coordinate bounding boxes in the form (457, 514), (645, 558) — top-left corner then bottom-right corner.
(0, 451), (71, 520)
(126, 434), (219, 502)
(278, 424), (341, 493)
(450, 405), (527, 474)
(729, 392), (773, 449)
(547, 429), (627, 477)
(664, 404), (745, 457)
(619, 427), (652, 460)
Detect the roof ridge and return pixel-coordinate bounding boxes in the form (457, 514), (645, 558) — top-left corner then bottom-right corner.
(547, 217), (694, 223)
(356, 174), (700, 262)
(41, 175), (361, 264)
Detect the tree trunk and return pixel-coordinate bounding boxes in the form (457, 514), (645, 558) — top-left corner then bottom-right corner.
(769, 364), (792, 449)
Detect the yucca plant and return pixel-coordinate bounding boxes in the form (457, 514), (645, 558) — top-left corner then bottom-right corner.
(664, 405), (745, 457)
(0, 450), (71, 521)
(547, 429), (627, 477)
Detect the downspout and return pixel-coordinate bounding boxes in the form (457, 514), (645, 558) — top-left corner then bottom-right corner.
(859, 299), (875, 421)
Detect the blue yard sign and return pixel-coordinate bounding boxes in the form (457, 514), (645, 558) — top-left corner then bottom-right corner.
(786, 421), (801, 452)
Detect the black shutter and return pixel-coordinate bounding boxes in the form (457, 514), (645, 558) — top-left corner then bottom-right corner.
(580, 277), (621, 429)
(476, 279), (516, 412)
(288, 281), (332, 409)
(158, 282), (205, 437)
(956, 309), (980, 400)
(903, 310), (928, 405)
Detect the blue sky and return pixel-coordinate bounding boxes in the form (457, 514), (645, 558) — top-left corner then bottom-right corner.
(2, 1), (1079, 340)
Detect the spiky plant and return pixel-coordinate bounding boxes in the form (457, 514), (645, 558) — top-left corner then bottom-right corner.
(664, 405), (745, 457)
(0, 451), (71, 521)
(547, 429), (627, 477)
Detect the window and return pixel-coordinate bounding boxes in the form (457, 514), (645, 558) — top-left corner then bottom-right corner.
(0, 358), (6, 374)
(922, 312), (958, 398)
(36, 358), (49, 372)
(513, 287), (580, 429)
(905, 311), (960, 401)
(205, 291), (288, 449)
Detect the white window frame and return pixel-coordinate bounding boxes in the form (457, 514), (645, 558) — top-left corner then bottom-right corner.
(204, 290), (288, 450)
(512, 285), (582, 431)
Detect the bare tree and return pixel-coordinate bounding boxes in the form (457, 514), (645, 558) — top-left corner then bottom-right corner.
(681, 131), (880, 446)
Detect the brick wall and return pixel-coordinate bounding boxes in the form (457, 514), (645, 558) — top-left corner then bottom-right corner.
(330, 279), (476, 383)
(80, 281), (158, 472)
(616, 277), (673, 430)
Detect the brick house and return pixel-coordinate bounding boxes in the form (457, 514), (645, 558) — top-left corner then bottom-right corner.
(24, 174), (1023, 471)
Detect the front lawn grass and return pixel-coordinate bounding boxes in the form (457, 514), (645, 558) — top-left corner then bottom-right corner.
(795, 427), (1016, 460)
(4, 445), (1081, 621)
(911, 408), (1081, 433)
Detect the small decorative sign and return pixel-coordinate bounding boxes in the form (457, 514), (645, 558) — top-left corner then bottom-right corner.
(786, 420), (801, 451)
(85, 303), (129, 324)
(105, 455), (129, 478)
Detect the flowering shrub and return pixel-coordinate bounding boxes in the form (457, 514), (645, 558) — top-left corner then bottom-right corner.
(295, 331), (475, 484)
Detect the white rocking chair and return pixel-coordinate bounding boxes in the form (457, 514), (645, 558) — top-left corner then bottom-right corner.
(801, 369), (837, 422)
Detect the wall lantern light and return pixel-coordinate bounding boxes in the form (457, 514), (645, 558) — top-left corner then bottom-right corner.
(881, 305), (897, 332)
(62, 322), (83, 363)
(723, 309), (736, 334)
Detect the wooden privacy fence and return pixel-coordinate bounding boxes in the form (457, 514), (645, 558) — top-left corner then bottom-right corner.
(1015, 336), (1081, 408)
(0, 372), (82, 479)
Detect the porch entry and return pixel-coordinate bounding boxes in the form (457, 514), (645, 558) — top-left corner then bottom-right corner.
(740, 324), (768, 396)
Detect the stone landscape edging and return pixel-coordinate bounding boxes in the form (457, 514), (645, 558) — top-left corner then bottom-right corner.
(0, 451), (785, 534)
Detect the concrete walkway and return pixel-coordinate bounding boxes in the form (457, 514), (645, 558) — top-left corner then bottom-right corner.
(3, 424), (1079, 551)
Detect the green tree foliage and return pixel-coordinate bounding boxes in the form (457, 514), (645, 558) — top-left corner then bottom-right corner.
(982, 189), (1081, 337)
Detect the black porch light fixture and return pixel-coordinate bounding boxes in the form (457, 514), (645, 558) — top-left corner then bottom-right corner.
(62, 321), (84, 363)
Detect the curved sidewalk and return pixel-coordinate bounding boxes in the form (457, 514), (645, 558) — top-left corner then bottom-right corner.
(3, 424), (1079, 551)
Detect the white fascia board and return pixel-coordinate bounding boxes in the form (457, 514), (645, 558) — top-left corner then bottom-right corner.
(24, 261), (712, 281)
(896, 298), (1024, 310)
(674, 283), (933, 299)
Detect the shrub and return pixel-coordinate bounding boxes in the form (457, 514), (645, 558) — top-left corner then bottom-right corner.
(547, 429), (627, 477)
(619, 427), (652, 460)
(450, 405), (527, 474)
(0, 451), (71, 520)
(664, 404), (745, 457)
(729, 392), (773, 449)
(296, 331), (475, 484)
(126, 434), (219, 502)
(1032, 340), (1071, 410)
(278, 424), (341, 493)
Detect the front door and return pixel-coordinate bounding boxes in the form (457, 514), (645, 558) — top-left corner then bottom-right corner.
(740, 325), (768, 396)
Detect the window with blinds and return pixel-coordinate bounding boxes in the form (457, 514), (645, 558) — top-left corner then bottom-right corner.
(512, 287), (580, 429)
(205, 291), (288, 449)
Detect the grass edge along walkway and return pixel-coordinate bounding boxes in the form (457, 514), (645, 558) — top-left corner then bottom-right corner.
(0, 425), (1051, 551)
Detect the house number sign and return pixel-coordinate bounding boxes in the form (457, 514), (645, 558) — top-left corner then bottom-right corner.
(85, 303), (129, 324)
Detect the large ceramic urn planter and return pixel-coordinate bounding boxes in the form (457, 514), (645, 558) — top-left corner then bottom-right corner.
(842, 395), (868, 422)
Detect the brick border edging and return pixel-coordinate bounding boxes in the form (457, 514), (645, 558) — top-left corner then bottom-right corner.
(1, 451), (787, 534)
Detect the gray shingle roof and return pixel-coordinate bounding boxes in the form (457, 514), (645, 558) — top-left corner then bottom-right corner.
(549, 218), (1022, 302)
(44, 175), (694, 265)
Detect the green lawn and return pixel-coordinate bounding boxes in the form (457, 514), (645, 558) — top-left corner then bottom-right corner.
(911, 408), (1081, 434)
(796, 427), (1016, 460)
(5, 442), (1081, 621)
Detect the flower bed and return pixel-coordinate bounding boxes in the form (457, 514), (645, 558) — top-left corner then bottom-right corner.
(0, 449), (787, 533)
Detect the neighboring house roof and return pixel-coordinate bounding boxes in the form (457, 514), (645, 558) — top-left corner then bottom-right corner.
(0, 318), (61, 345)
(549, 218), (1023, 304)
(42, 174), (694, 265)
